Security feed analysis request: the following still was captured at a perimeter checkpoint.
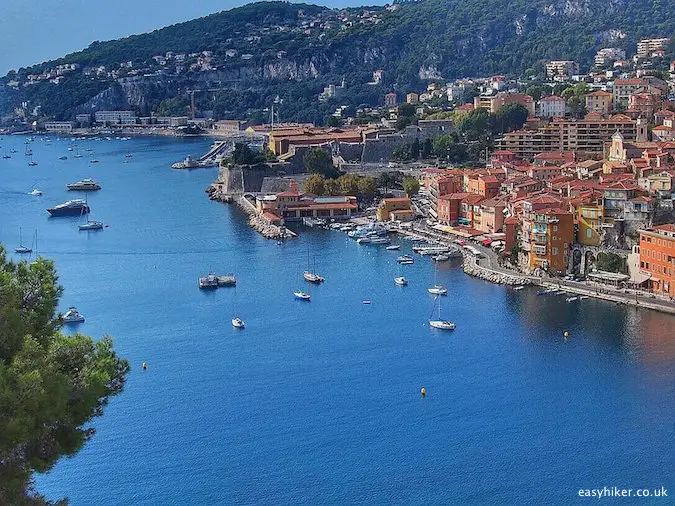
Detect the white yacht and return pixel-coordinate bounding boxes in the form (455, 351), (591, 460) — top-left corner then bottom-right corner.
(386, 245), (400, 251)
(394, 277), (408, 286)
(79, 220), (104, 231)
(66, 178), (101, 191)
(428, 285), (448, 295)
(433, 254), (450, 262)
(63, 307), (85, 323)
(29, 189), (43, 196)
(429, 296), (456, 331)
(294, 291), (311, 301)
(232, 317), (245, 328)
(303, 272), (325, 283)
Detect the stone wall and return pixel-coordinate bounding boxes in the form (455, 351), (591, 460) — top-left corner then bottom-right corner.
(217, 162), (293, 194)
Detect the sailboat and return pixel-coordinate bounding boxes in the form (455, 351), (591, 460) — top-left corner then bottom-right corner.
(78, 197), (104, 231)
(429, 295), (456, 330)
(73, 146), (83, 158)
(15, 227), (32, 254)
(2, 149), (10, 159)
(303, 245), (324, 283)
(231, 287), (245, 328)
(27, 153), (38, 166)
(427, 262), (448, 295)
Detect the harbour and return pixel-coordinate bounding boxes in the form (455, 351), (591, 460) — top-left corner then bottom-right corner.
(0, 135), (673, 505)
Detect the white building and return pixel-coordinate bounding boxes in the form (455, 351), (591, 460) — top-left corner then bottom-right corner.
(94, 110), (137, 125)
(595, 48), (626, 67)
(44, 121), (75, 133)
(538, 95), (566, 118)
(546, 60), (579, 78)
(637, 38), (670, 58)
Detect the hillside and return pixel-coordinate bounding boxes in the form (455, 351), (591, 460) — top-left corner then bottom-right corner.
(1, 0), (673, 123)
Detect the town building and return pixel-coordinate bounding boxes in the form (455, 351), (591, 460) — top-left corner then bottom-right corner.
(546, 60), (579, 78)
(638, 223), (675, 296)
(595, 48), (626, 67)
(496, 114), (637, 159)
(94, 110), (137, 125)
(538, 95), (566, 118)
(521, 204), (574, 274)
(44, 121), (75, 133)
(267, 126), (364, 155)
(636, 38), (671, 59)
(257, 184), (358, 220)
(474, 92), (535, 117)
(377, 197), (414, 221)
(406, 93), (419, 104)
(585, 91), (613, 115)
(213, 120), (245, 136)
(384, 92), (397, 107)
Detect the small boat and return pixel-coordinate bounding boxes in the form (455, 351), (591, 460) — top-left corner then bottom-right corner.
(356, 236), (372, 244)
(579, 295), (590, 300)
(294, 291), (311, 301)
(362, 300), (372, 304)
(429, 295), (456, 330)
(370, 237), (391, 245)
(396, 255), (414, 264)
(90, 159), (99, 164)
(10, 149), (17, 153)
(63, 306), (85, 323)
(198, 273), (219, 289)
(513, 285), (525, 291)
(29, 189), (43, 196)
(66, 178), (101, 191)
(79, 220), (104, 231)
(394, 277), (408, 286)
(566, 296), (578, 302)
(15, 227), (32, 253)
(125, 153), (132, 158)
(67, 146), (74, 151)
(2, 152), (10, 159)
(304, 272), (325, 283)
(399, 259), (414, 265)
(428, 285), (448, 295)
(433, 254), (450, 262)
(58, 156), (68, 160)
(231, 317), (245, 329)
(386, 245), (400, 251)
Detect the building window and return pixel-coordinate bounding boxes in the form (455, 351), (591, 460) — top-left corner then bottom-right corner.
(553, 225), (558, 232)
(586, 229), (593, 238)
(552, 247), (559, 255)
(641, 261), (645, 268)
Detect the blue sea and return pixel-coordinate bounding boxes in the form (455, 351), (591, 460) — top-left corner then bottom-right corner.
(1, 135), (673, 505)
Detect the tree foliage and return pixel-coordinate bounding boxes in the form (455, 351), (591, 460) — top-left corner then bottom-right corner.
(402, 177), (420, 197)
(232, 143), (266, 165)
(492, 103), (528, 134)
(303, 148), (338, 178)
(0, 248), (129, 505)
(303, 173), (325, 195)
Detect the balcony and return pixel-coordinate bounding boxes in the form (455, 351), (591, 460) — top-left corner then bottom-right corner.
(532, 245), (547, 255)
(531, 233), (547, 244)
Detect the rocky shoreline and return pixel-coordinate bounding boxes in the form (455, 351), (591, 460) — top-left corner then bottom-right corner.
(461, 252), (534, 286)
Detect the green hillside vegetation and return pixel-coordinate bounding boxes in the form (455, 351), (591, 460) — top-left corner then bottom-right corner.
(2, 0), (674, 122)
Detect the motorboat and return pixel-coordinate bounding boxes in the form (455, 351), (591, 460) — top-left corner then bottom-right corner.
(28, 160), (38, 166)
(513, 286), (525, 291)
(303, 272), (325, 283)
(29, 189), (43, 196)
(370, 237), (391, 245)
(566, 296), (579, 302)
(232, 317), (245, 328)
(433, 254), (450, 262)
(66, 178), (101, 191)
(356, 236), (372, 244)
(47, 199), (89, 216)
(63, 307), (85, 323)
(90, 159), (99, 164)
(198, 273), (219, 289)
(125, 153), (132, 158)
(429, 295), (455, 330)
(394, 277), (408, 286)
(386, 245), (400, 251)
(579, 295), (590, 300)
(79, 220), (104, 231)
(396, 255), (414, 264)
(348, 223), (388, 239)
(294, 291), (311, 301)
(428, 285), (448, 296)
(59, 156), (68, 160)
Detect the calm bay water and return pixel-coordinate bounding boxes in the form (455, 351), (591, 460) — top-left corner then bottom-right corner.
(1, 135), (673, 505)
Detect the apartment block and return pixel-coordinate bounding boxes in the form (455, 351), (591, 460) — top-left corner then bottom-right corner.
(546, 60), (579, 78)
(637, 38), (671, 59)
(638, 223), (675, 296)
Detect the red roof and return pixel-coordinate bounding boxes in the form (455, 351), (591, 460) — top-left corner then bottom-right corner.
(504, 216), (519, 225)
(439, 192), (470, 201)
(587, 90), (612, 96)
(652, 223), (675, 232)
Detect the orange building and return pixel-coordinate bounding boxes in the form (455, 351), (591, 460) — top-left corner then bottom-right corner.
(377, 197), (414, 221)
(639, 223), (675, 296)
(521, 205), (574, 274)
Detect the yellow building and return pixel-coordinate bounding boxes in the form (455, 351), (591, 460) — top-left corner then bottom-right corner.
(585, 91), (612, 115)
(406, 93), (419, 104)
(377, 197), (414, 222)
(576, 204), (605, 246)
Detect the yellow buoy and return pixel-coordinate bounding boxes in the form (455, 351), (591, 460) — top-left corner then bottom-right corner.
(420, 387), (427, 397)
(142, 362), (147, 370)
